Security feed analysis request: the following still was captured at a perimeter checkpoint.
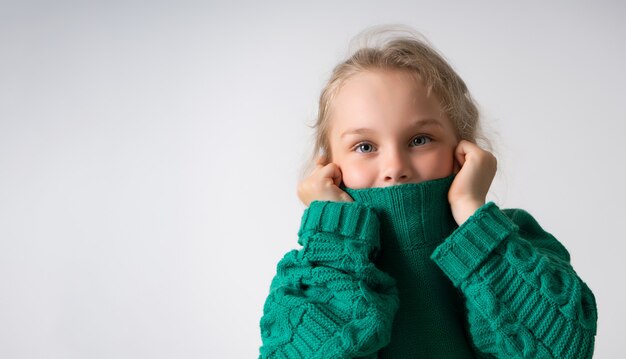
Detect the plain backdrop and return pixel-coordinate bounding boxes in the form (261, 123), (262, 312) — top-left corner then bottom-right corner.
(1, 0), (625, 358)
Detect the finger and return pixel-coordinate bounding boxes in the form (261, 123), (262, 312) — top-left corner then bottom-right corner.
(454, 140), (469, 168)
(453, 158), (461, 174)
(329, 164), (343, 187)
(315, 162), (340, 185)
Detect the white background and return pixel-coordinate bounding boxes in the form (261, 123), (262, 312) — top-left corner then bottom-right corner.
(1, 0), (624, 358)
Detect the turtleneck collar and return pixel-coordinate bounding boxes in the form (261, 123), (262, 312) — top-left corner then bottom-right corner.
(342, 175), (474, 358)
(342, 175), (458, 252)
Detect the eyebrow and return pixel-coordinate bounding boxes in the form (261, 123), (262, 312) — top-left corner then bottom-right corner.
(340, 118), (442, 138)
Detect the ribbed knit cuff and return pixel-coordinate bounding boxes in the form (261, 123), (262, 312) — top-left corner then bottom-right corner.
(298, 201), (380, 245)
(431, 202), (518, 287)
(296, 201), (381, 269)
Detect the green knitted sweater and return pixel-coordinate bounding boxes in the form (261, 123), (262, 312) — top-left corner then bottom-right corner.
(259, 176), (597, 358)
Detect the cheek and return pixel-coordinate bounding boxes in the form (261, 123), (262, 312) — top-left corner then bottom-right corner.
(338, 162), (375, 189)
(419, 148), (456, 178)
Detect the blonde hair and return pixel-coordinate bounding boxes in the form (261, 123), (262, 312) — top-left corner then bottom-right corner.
(299, 25), (489, 181)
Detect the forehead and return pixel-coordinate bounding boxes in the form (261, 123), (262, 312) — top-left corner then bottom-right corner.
(329, 69), (451, 134)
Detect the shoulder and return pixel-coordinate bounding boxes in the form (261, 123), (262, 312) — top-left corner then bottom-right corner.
(499, 206), (549, 238)
(498, 205), (570, 262)
(500, 207), (541, 232)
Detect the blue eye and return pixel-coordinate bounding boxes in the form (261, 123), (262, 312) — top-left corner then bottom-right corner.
(411, 135), (432, 146)
(355, 142), (375, 153)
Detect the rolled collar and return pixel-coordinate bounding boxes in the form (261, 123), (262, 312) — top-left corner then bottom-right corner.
(343, 175), (458, 251)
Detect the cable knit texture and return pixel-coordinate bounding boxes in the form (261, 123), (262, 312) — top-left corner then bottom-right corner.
(259, 175), (597, 358)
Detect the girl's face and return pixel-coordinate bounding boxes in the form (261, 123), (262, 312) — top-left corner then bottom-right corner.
(328, 69), (459, 189)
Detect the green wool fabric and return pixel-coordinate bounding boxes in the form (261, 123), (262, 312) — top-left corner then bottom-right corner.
(259, 176), (597, 358)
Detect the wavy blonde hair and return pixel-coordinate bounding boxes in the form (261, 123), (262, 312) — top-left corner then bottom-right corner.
(299, 25), (489, 181)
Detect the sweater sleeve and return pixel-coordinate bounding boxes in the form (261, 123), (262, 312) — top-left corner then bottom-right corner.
(259, 200), (399, 359)
(431, 202), (597, 359)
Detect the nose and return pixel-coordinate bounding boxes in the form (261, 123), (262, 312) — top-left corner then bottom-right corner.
(382, 148), (413, 185)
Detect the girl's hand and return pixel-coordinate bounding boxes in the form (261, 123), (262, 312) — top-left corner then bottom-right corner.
(297, 154), (354, 207)
(448, 140), (497, 225)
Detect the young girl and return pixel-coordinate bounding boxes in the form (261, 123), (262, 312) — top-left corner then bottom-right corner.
(258, 26), (597, 358)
